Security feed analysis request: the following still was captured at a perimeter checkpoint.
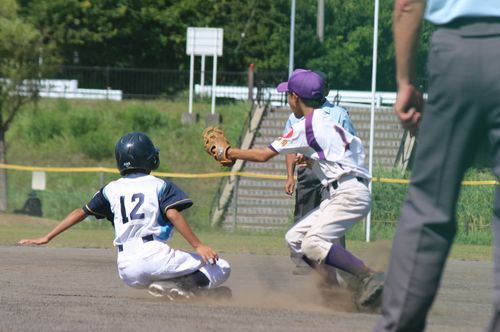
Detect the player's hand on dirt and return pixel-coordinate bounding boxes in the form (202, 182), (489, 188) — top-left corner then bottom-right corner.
(18, 236), (50, 246)
(295, 154), (313, 168)
(195, 243), (219, 264)
(284, 177), (295, 195)
(394, 82), (423, 136)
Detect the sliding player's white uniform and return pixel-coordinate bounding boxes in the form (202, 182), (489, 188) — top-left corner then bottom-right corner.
(84, 173), (230, 289)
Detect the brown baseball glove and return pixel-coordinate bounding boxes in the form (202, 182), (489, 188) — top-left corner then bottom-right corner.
(203, 126), (235, 167)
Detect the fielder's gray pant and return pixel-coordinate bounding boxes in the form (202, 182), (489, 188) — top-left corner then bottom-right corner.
(376, 19), (500, 332)
(293, 167), (325, 223)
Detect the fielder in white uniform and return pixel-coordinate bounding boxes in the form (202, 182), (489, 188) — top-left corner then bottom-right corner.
(225, 69), (384, 307)
(282, 70), (356, 276)
(19, 132), (231, 300)
(283, 96), (357, 218)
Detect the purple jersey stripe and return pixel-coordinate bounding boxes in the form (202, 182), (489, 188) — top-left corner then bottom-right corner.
(305, 112), (326, 160)
(334, 125), (350, 151)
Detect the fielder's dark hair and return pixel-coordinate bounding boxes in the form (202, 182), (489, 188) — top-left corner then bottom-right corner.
(301, 97), (327, 109)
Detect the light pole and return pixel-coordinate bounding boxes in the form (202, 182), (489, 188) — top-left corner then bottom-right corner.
(366, 0), (380, 242)
(317, 0), (324, 43)
(289, 0), (296, 76)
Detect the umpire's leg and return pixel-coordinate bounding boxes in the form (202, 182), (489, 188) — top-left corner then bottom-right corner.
(484, 28), (500, 332)
(376, 26), (486, 331)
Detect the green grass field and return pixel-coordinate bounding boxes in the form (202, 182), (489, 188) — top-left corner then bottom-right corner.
(3, 98), (497, 247)
(6, 98), (250, 231)
(2, 213), (492, 261)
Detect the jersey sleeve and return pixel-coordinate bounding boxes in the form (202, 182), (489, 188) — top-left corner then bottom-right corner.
(159, 181), (193, 213)
(269, 122), (309, 155)
(83, 189), (114, 221)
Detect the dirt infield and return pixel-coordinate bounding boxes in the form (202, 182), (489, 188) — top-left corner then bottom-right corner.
(0, 245), (493, 332)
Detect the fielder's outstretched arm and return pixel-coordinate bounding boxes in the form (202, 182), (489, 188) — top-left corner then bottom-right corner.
(18, 208), (87, 245)
(227, 147), (277, 162)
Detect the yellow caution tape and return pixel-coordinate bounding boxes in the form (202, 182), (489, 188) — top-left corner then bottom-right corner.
(0, 164), (497, 185)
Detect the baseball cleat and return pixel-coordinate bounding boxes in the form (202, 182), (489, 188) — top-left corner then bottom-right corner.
(148, 281), (194, 301)
(357, 271), (384, 307)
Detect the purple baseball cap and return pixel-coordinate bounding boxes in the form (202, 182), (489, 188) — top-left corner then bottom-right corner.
(276, 69), (326, 100)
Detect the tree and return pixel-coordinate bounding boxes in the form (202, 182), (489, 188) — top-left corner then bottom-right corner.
(20, 0), (291, 71)
(0, 0), (55, 211)
(19, 0), (430, 91)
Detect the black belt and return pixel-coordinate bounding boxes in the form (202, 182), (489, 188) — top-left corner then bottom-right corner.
(442, 17), (500, 28)
(330, 176), (366, 190)
(117, 234), (154, 252)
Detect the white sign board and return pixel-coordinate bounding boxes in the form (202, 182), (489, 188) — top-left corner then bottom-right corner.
(31, 171), (46, 191)
(186, 28), (223, 56)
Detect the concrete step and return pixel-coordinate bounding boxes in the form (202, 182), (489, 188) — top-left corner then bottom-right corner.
(236, 187), (295, 197)
(234, 194), (294, 203)
(238, 178), (289, 188)
(263, 108), (292, 119)
(230, 195), (295, 206)
(223, 214), (292, 226)
(227, 206), (292, 216)
(222, 223), (288, 232)
(243, 162), (287, 172)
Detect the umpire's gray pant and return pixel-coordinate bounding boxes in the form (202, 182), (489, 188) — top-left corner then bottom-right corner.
(376, 19), (500, 332)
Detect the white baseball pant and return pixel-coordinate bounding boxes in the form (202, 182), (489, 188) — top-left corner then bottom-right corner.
(285, 175), (371, 264)
(116, 239), (230, 289)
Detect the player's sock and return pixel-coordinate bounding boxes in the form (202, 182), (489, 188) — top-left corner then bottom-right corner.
(190, 270), (210, 287)
(324, 244), (370, 277)
(177, 270), (210, 288)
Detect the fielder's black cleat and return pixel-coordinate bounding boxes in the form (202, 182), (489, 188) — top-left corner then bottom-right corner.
(357, 271), (384, 307)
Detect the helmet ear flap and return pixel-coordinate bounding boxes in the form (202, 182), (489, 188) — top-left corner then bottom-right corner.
(150, 148), (160, 170)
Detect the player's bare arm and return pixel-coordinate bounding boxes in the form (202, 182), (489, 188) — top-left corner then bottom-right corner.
(295, 153), (313, 168)
(165, 208), (218, 264)
(227, 146), (277, 162)
(393, 0), (425, 134)
(18, 208), (87, 245)
(284, 154), (297, 195)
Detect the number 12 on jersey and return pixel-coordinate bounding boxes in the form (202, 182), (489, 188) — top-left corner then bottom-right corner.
(119, 193), (145, 224)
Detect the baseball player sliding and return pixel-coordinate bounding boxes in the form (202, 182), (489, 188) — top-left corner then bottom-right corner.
(19, 132), (231, 301)
(204, 69), (384, 308)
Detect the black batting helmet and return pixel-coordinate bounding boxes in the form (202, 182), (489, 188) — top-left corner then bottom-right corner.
(115, 132), (159, 175)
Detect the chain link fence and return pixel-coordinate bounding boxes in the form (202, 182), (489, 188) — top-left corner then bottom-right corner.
(46, 65), (287, 101)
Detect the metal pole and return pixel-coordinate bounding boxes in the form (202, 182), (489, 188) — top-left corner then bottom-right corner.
(233, 175), (239, 231)
(200, 55), (206, 93)
(289, 0), (296, 76)
(366, 0), (379, 243)
(247, 63), (254, 102)
(188, 53), (194, 114)
(211, 55), (217, 115)
(317, 0), (325, 43)
(106, 66), (110, 100)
